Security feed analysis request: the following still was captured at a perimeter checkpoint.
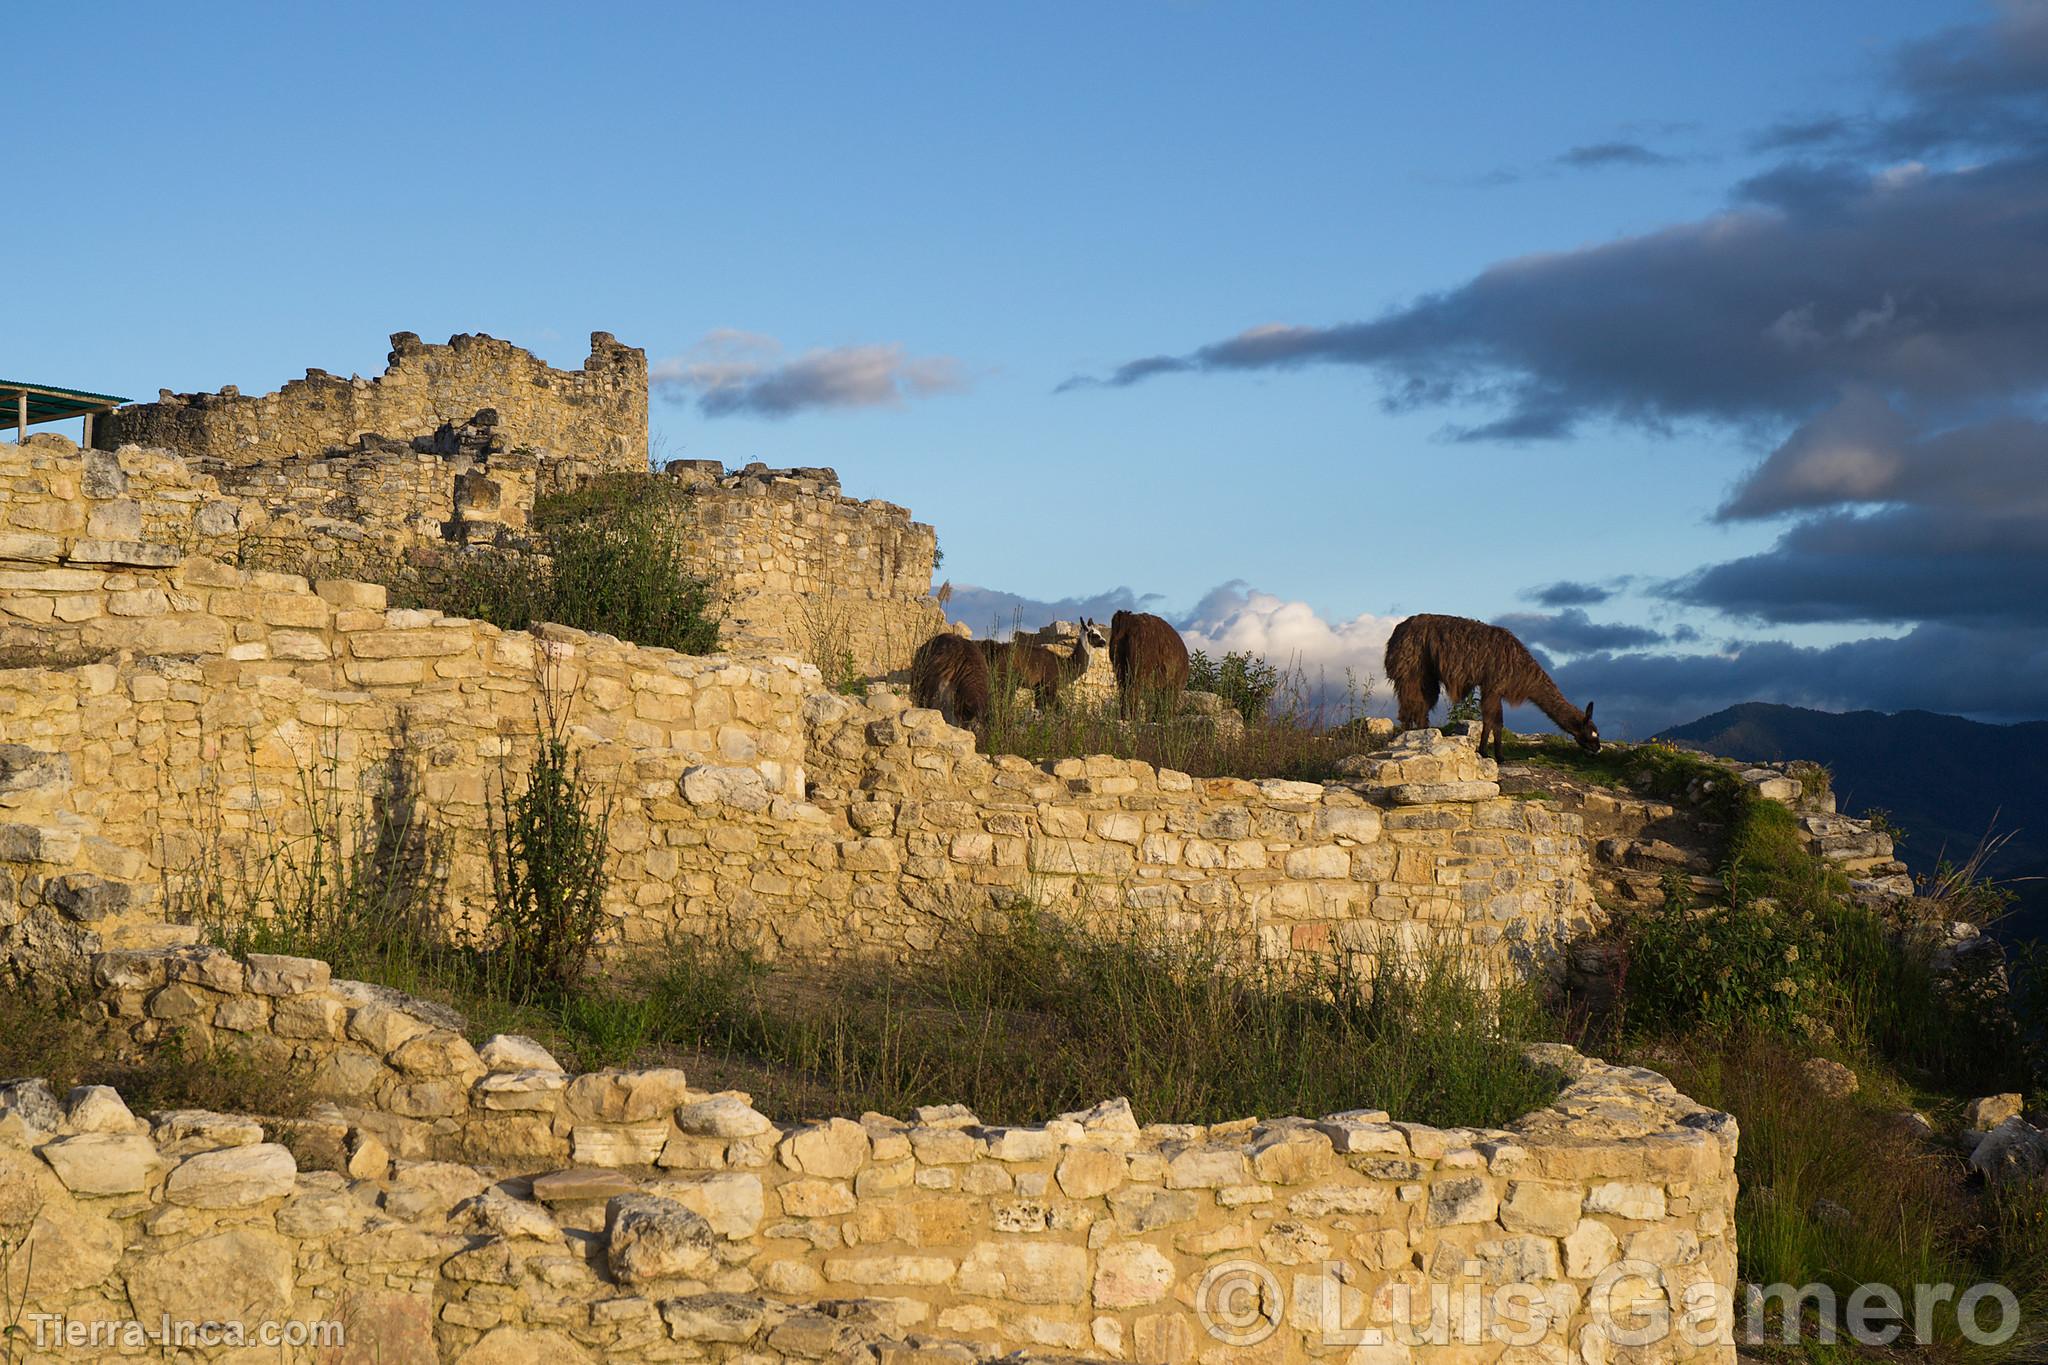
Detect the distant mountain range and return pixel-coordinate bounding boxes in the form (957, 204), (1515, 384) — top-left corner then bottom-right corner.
(1655, 703), (2048, 941)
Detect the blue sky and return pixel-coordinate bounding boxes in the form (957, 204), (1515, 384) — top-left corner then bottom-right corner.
(8, 2), (2045, 736)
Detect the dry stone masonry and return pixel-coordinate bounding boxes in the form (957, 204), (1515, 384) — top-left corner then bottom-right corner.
(0, 939), (1738, 1363)
(0, 333), (1746, 1361)
(96, 331), (649, 476)
(0, 436), (1601, 989)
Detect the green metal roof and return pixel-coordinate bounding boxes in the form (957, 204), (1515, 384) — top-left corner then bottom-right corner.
(0, 380), (130, 428)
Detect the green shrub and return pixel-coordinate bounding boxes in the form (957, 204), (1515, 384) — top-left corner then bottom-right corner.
(403, 473), (720, 655)
(487, 700), (615, 1002)
(1187, 649), (1281, 722)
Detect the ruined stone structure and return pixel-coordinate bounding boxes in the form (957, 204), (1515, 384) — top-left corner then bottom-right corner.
(0, 438), (1598, 989)
(81, 330), (944, 677)
(662, 460), (943, 678)
(95, 331), (649, 478)
(0, 942), (1737, 1363)
(0, 365), (1748, 1363)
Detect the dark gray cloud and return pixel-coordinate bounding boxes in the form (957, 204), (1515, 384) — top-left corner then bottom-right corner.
(1555, 141), (1678, 169)
(941, 583), (1159, 638)
(1550, 624), (2048, 739)
(1749, 116), (1856, 153)
(1742, 4), (2048, 160)
(1717, 389), (2048, 521)
(1524, 580), (1616, 607)
(1061, 150), (2048, 438)
(1677, 391), (2048, 629)
(1670, 506), (2048, 628)
(654, 330), (968, 418)
(1491, 609), (1666, 655)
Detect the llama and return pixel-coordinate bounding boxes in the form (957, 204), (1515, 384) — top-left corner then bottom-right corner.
(1382, 613), (1599, 762)
(979, 618), (1105, 712)
(1109, 610), (1190, 718)
(910, 632), (993, 731)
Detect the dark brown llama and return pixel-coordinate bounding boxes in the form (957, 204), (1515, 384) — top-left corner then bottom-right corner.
(979, 618), (1105, 711)
(1109, 610), (1190, 718)
(911, 632), (992, 731)
(1382, 613), (1599, 762)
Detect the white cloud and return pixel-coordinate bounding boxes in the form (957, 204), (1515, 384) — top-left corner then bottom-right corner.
(1181, 582), (1404, 709)
(652, 330), (969, 418)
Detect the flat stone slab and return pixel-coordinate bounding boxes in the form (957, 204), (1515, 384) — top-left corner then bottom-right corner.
(531, 1168), (637, 1204)
(1389, 780), (1501, 804)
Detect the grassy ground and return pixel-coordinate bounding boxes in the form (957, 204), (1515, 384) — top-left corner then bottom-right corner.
(0, 988), (312, 1127)
(981, 666), (1388, 782)
(1527, 736), (2048, 1362)
(218, 906), (1557, 1128)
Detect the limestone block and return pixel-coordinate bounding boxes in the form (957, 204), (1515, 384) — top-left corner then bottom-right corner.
(63, 1085), (142, 1135)
(780, 1116), (870, 1177)
(656, 1172), (764, 1239)
(606, 1192), (717, 1285)
(150, 1109), (265, 1156)
(675, 1094), (773, 1138)
(39, 1132), (164, 1196)
(474, 1069), (569, 1112)
(957, 1241), (1090, 1304)
(1093, 1241), (1176, 1308)
(572, 1121), (671, 1167)
(164, 1142), (297, 1208)
(662, 1293), (771, 1344)
(245, 951), (331, 996)
(478, 1033), (564, 1073)
(463, 1187), (564, 1241)
(123, 1228), (295, 1326)
(1584, 1181), (1666, 1220)
(532, 1168), (635, 1204)
(566, 1068), (692, 1123)
(1425, 1175), (1500, 1226)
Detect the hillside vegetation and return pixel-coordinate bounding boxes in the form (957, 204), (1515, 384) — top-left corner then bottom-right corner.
(1659, 702), (2048, 938)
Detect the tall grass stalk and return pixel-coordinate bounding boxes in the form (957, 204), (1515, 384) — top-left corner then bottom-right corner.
(606, 908), (1556, 1127)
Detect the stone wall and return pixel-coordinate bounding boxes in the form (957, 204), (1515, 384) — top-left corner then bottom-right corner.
(2, 438), (1596, 989)
(666, 460), (943, 679)
(0, 940), (1738, 1363)
(12, 435), (942, 680)
(95, 330), (649, 476)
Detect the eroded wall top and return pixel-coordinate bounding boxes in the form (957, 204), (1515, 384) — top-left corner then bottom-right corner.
(95, 331), (648, 474)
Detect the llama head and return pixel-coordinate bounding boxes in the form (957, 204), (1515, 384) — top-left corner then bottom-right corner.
(1575, 701), (1601, 753)
(1080, 617), (1109, 652)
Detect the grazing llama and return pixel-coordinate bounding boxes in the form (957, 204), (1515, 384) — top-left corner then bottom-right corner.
(1383, 613), (1599, 762)
(1109, 610), (1190, 718)
(910, 632), (993, 731)
(979, 619), (1105, 711)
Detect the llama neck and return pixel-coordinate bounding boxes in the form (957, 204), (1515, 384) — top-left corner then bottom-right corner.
(1063, 639), (1090, 681)
(1525, 673), (1585, 732)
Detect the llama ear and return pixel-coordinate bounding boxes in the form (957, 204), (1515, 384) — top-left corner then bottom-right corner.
(1584, 701), (1596, 720)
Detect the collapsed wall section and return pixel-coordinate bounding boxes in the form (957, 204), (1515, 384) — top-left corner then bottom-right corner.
(95, 330), (648, 476)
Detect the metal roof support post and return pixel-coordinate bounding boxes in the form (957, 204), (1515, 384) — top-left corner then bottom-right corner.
(15, 391), (24, 444)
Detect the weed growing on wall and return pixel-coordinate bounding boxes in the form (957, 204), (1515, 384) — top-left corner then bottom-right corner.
(401, 471), (721, 654)
(486, 692), (615, 1001)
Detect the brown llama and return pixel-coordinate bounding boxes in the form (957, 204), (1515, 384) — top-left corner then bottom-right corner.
(979, 618), (1105, 711)
(1382, 613), (1599, 762)
(910, 632), (992, 731)
(1109, 610), (1190, 718)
